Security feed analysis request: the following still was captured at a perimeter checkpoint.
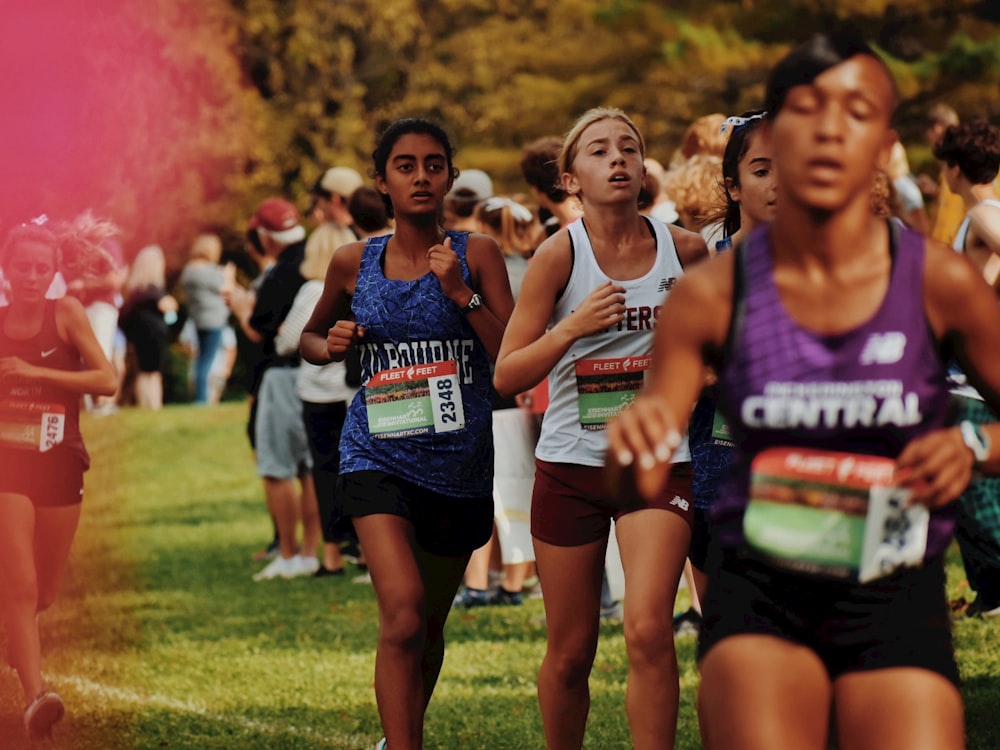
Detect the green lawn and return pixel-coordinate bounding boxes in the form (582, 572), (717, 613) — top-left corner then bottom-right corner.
(0, 403), (998, 749)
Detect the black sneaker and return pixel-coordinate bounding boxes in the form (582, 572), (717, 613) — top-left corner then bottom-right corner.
(453, 587), (491, 608)
(966, 596), (1000, 618)
(340, 539), (362, 565)
(489, 587), (523, 606)
(673, 607), (702, 637)
(314, 565), (345, 578)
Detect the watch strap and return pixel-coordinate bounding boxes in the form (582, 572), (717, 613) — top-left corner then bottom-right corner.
(460, 292), (483, 314)
(960, 420), (990, 464)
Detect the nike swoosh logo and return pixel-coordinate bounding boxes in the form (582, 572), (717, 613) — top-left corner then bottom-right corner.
(41, 348), (57, 358)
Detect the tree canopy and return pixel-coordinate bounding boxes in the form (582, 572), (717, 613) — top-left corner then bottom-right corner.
(2, 0), (997, 267)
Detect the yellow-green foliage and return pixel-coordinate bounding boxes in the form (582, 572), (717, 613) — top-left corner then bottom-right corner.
(5, 0), (998, 265)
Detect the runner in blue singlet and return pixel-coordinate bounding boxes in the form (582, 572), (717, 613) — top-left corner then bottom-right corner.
(300, 118), (514, 750)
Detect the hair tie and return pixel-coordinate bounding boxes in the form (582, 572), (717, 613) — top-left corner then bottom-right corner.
(720, 113), (768, 136)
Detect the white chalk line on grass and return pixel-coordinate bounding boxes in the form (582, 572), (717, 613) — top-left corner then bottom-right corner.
(53, 673), (370, 747)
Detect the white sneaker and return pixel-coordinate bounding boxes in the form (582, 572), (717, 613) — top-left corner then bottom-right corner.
(375, 738), (387, 750)
(353, 571), (372, 584)
(292, 555), (320, 577)
(252, 555), (299, 581)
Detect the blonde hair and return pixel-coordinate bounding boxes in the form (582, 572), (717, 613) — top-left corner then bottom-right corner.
(3, 214), (119, 280)
(126, 245), (166, 293)
(299, 233), (338, 281)
(644, 158), (667, 188)
(1, 222), (61, 270)
(475, 197), (537, 257)
(678, 113), (728, 163)
(558, 107), (646, 178)
(189, 233), (222, 263)
(663, 154), (725, 232)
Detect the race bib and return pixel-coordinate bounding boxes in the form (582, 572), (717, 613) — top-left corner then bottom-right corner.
(711, 409), (734, 446)
(365, 361), (465, 439)
(0, 400), (66, 453)
(575, 355), (651, 430)
(743, 447), (928, 582)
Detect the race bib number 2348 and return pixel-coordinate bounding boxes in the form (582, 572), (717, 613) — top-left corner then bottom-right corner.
(365, 361), (465, 439)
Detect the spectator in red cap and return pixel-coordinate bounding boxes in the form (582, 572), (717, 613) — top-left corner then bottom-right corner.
(227, 198), (321, 581)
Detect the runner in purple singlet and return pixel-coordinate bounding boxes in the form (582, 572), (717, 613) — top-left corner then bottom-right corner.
(608, 30), (1000, 750)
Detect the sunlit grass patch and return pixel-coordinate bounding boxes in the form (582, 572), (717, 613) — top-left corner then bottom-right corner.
(0, 403), (998, 749)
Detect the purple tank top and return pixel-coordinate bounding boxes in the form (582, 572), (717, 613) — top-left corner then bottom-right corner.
(713, 222), (954, 560)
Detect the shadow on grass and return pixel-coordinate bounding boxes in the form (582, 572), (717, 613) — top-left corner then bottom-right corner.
(964, 674), (1000, 750)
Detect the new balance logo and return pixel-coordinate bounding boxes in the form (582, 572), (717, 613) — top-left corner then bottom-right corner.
(859, 332), (906, 365)
(669, 495), (690, 512)
(657, 277), (676, 293)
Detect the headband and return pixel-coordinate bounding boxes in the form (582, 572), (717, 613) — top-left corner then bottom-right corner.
(720, 113), (768, 136)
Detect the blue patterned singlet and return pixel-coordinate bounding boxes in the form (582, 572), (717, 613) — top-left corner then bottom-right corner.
(713, 222), (954, 560)
(339, 231), (494, 497)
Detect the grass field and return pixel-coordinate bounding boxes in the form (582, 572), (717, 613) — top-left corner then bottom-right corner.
(0, 402), (998, 749)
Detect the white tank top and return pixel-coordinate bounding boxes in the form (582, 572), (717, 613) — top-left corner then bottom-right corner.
(953, 199), (1000, 252)
(536, 216), (691, 467)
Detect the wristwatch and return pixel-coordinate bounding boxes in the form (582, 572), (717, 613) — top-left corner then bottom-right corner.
(959, 420), (991, 465)
(460, 292), (484, 314)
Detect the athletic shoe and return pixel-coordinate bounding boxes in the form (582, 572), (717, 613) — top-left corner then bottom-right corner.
(352, 571), (372, 584)
(314, 565), (345, 578)
(489, 587), (523, 606)
(453, 587), (491, 608)
(966, 596), (1000, 618)
(340, 539), (362, 565)
(527, 578), (544, 600)
(292, 555), (320, 577)
(673, 607), (702, 638)
(24, 688), (64, 740)
(252, 555), (299, 581)
(375, 738), (387, 750)
(600, 600), (623, 622)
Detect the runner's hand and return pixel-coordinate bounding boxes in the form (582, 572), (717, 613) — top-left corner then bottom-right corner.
(895, 426), (973, 508)
(427, 236), (467, 302)
(557, 281), (627, 340)
(605, 394), (681, 502)
(0, 356), (36, 381)
(327, 320), (364, 358)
